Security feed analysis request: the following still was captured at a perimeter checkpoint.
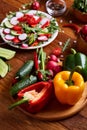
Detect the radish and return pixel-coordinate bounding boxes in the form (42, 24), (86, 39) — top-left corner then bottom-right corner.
(38, 36), (48, 41)
(10, 17), (19, 25)
(16, 12), (24, 18)
(46, 60), (58, 71)
(18, 33), (27, 41)
(32, 0), (40, 10)
(52, 47), (62, 56)
(48, 54), (58, 62)
(48, 69), (54, 78)
(53, 65), (62, 75)
(81, 25), (87, 36)
(21, 43), (28, 48)
(85, 36), (87, 42)
(5, 34), (15, 41)
(3, 28), (10, 34)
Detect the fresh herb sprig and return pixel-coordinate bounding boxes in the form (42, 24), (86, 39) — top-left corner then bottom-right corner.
(73, 0), (87, 13)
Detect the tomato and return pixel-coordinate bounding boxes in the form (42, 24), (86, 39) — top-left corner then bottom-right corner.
(13, 37), (20, 43)
(12, 25), (22, 31)
(41, 21), (50, 28)
(52, 47), (62, 56)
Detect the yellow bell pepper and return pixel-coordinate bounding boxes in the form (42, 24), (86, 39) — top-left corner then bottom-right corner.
(53, 71), (85, 105)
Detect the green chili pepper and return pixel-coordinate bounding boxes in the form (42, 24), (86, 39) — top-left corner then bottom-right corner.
(63, 48), (87, 81)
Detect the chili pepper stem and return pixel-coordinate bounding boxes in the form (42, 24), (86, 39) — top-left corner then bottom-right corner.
(66, 66), (82, 86)
(8, 98), (28, 110)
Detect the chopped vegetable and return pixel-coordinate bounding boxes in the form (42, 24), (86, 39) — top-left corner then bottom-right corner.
(1, 10), (59, 48)
(0, 47), (16, 60)
(9, 81), (53, 113)
(0, 58), (8, 78)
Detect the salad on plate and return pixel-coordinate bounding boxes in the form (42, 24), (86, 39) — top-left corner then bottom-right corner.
(0, 10), (59, 49)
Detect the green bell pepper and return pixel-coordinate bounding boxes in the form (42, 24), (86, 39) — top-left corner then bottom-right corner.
(63, 48), (87, 81)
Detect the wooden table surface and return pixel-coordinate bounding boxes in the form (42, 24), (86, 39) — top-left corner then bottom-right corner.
(0, 0), (87, 130)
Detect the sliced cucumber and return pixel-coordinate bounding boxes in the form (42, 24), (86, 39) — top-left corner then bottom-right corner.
(0, 47), (16, 60)
(0, 58), (8, 78)
(38, 28), (48, 35)
(4, 20), (13, 28)
(11, 30), (19, 36)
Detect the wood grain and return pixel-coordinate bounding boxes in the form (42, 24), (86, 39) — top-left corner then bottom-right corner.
(0, 0), (87, 130)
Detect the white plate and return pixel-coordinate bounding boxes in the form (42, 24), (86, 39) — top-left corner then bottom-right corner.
(0, 10), (58, 49)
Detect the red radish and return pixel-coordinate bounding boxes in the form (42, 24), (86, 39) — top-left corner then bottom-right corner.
(52, 47), (62, 56)
(5, 34), (15, 41)
(21, 43), (28, 48)
(48, 69), (54, 77)
(10, 17), (19, 25)
(81, 25), (87, 36)
(13, 37), (20, 43)
(48, 54), (58, 62)
(38, 36), (48, 41)
(46, 60), (58, 71)
(16, 12), (24, 18)
(53, 65), (62, 75)
(3, 28), (10, 34)
(18, 33), (27, 41)
(32, 0), (40, 10)
(85, 36), (87, 42)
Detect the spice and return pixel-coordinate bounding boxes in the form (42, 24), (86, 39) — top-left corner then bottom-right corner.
(46, 0), (66, 17)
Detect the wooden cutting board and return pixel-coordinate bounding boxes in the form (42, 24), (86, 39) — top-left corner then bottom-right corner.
(1, 32), (87, 121)
(13, 82), (87, 121)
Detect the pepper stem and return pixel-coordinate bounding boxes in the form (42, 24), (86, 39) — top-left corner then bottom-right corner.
(71, 48), (76, 54)
(66, 65), (82, 86)
(8, 98), (28, 110)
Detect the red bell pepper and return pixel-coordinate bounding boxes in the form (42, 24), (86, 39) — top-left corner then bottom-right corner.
(8, 81), (53, 113)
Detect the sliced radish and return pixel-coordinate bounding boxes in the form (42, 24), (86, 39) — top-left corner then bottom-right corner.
(38, 35), (48, 41)
(10, 17), (19, 25)
(18, 33), (27, 41)
(16, 12), (24, 18)
(39, 18), (50, 28)
(21, 43), (28, 48)
(5, 34), (15, 41)
(3, 28), (11, 34)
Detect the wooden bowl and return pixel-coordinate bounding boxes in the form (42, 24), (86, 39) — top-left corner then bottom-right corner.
(77, 33), (87, 55)
(73, 8), (87, 23)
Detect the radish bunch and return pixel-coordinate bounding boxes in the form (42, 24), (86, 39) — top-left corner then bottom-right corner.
(80, 25), (87, 42)
(46, 47), (62, 78)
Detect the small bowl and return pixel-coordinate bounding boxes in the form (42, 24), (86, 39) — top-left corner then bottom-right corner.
(77, 33), (87, 55)
(73, 8), (87, 23)
(46, 0), (66, 17)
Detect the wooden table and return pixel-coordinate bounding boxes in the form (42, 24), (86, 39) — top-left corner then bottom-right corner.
(0, 0), (87, 130)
